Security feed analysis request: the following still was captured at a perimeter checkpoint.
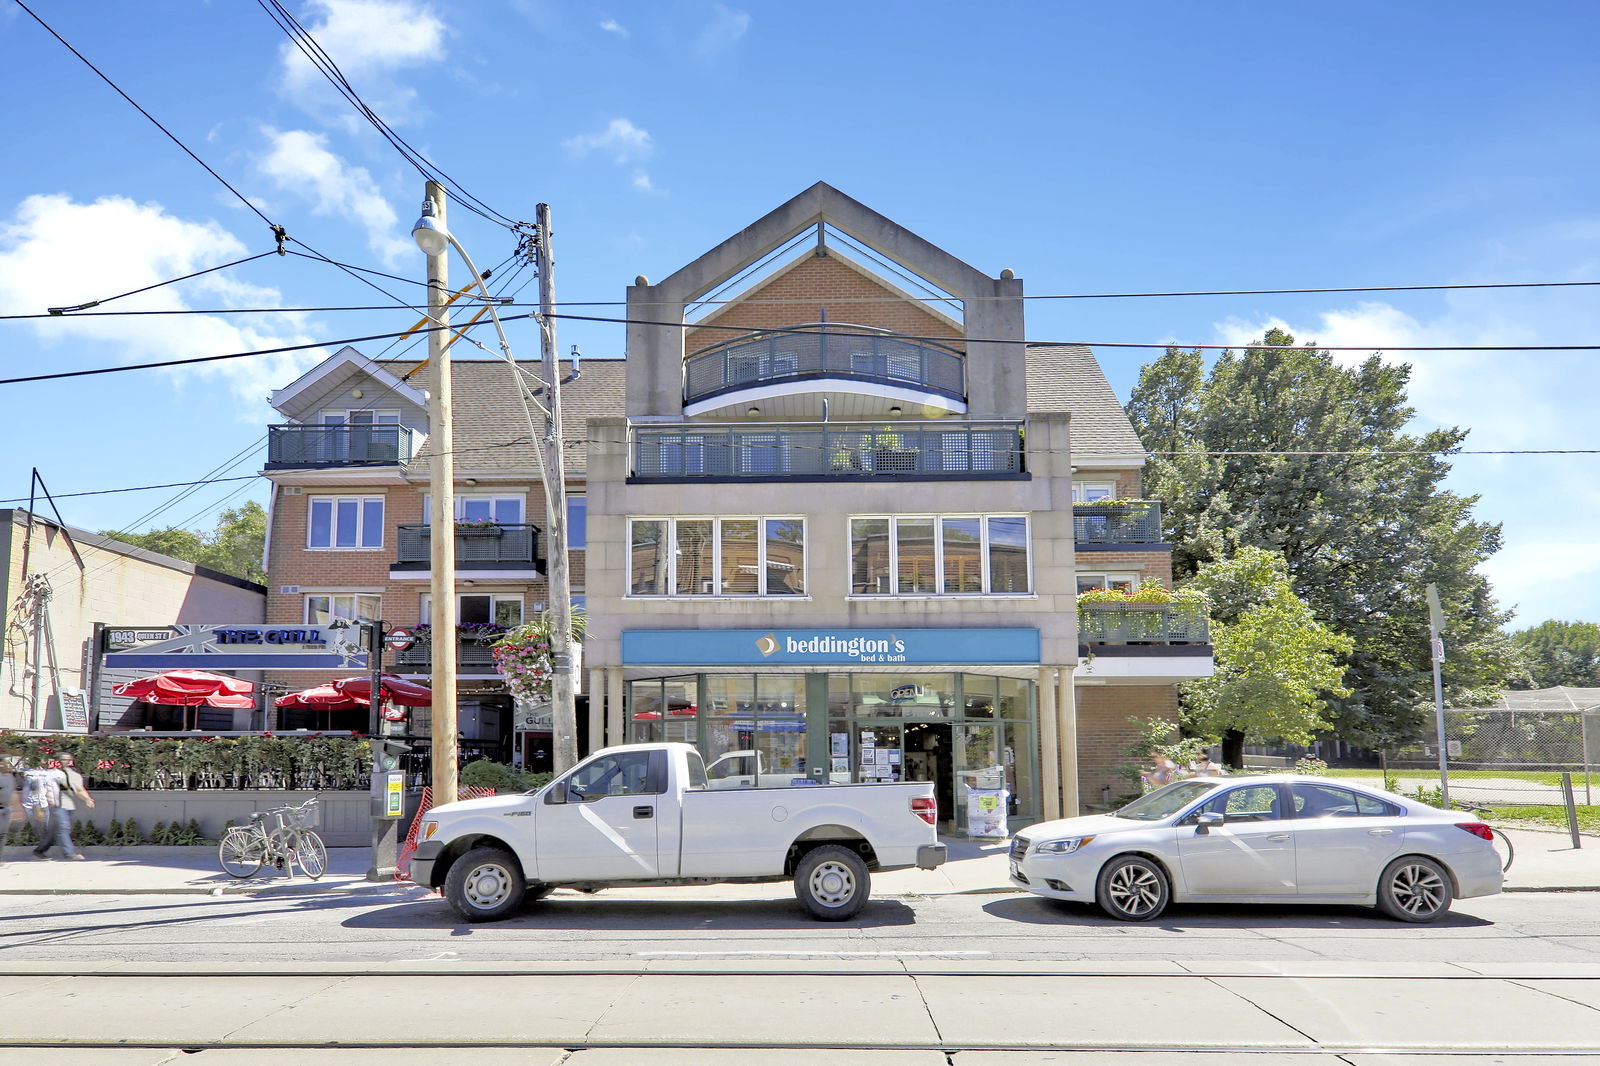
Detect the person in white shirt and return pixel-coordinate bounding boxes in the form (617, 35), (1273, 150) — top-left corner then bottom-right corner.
(31, 753), (93, 861)
(0, 752), (20, 864)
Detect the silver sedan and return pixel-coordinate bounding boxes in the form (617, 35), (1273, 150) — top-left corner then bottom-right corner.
(1010, 775), (1503, 922)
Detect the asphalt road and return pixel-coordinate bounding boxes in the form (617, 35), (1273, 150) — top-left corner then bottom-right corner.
(3, 884), (1599, 967)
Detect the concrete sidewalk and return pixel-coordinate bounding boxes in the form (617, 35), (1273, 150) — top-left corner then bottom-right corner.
(0, 824), (1595, 899)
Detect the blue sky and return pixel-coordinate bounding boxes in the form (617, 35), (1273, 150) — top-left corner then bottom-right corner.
(2, 1), (1596, 627)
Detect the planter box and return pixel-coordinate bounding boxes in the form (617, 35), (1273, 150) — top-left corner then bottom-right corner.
(67, 790), (383, 847)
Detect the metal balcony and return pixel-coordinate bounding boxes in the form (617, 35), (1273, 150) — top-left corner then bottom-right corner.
(1078, 603), (1211, 645)
(683, 324), (965, 406)
(1073, 500), (1164, 545)
(265, 424), (420, 469)
(390, 630), (503, 672)
(631, 421), (1025, 480)
(392, 524), (541, 571)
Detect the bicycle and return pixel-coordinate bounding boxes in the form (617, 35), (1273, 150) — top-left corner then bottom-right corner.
(217, 798), (328, 880)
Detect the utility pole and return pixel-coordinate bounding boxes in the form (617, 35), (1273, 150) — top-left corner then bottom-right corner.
(534, 202), (578, 772)
(1425, 583), (1450, 808)
(423, 180), (460, 805)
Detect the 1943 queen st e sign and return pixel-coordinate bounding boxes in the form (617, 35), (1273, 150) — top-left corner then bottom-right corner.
(102, 624), (368, 670)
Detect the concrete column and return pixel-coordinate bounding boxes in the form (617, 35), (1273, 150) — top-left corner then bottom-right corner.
(1038, 666), (1060, 821)
(1058, 672), (1080, 817)
(587, 666), (605, 756)
(605, 666), (625, 748)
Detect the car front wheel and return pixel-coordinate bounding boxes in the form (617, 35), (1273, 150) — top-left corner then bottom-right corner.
(444, 846), (527, 923)
(1376, 856), (1453, 923)
(1096, 854), (1170, 922)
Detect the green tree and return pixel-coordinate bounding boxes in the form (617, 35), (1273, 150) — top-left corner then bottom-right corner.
(102, 500), (266, 584)
(1181, 548), (1353, 767)
(1128, 330), (1514, 750)
(1509, 620), (1600, 689)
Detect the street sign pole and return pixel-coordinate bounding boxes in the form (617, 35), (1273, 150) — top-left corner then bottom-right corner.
(1426, 584), (1451, 808)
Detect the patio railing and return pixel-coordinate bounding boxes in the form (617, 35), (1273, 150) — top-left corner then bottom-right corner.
(684, 324), (965, 405)
(632, 420), (1024, 479)
(265, 423), (421, 468)
(1073, 500), (1164, 544)
(1078, 603), (1211, 644)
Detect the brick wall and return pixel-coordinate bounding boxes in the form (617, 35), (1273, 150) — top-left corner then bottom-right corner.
(1073, 549), (1172, 588)
(1075, 685), (1179, 808)
(684, 253), (964, 354)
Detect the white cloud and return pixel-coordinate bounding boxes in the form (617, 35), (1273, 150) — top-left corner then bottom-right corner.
(632, 171), (655, 193)
(0, 194), (323, 407)
(697, 4), (749, 56)
(257, 127), (411, 265)
(599, 17), (628, 37)
(278, 0), (447, 124)
(563, 118), (653, 164)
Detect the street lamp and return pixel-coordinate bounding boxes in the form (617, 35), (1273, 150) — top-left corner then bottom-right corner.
(409, 190), (581, 777)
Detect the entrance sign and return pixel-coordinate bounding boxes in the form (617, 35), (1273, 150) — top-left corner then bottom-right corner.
(385, 628), (415, 652)
(103, 624), (367, 670)
(622, 627), (1041, 667)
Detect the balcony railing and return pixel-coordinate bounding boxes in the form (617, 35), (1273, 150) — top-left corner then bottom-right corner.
(391, 630), (503, 672)
(1073, 500), (1164, 544)
(684, 324), (965, 405)
(632, 421), (1025, 480)
(265, 424), (420, 468)
(1078, 603), (1211, 644)
(393, 524), (541, 569)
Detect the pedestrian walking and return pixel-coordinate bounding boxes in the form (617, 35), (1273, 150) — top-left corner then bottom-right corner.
(0, 751), (21, 864)
(30, 753), (92, 861)
(1189, 753), (1225, 777)
(1139, 754), (1184, 792)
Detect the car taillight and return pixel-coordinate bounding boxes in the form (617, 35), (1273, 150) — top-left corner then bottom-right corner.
(911, 796), (936, 825)
(1456, 822), (1495, 841)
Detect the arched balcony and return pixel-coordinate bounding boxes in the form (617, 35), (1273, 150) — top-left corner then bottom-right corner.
(682, 323), (965, 416)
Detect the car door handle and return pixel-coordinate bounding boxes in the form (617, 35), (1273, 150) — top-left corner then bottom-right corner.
(632, 805), (653, 819)
(1368, 828), (1393, 836)
(1266, 834), (1290, 842)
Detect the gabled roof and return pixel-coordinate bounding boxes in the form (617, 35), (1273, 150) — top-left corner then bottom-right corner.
(1026, 345), (1146, 464)
(398, 357), (626, 480)
(269, 345), (428, 414)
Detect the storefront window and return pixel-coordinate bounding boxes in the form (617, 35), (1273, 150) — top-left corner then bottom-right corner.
(962, 674), (997, 718)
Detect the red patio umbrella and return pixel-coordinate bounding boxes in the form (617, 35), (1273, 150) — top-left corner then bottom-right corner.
(331, 673), (433, 707)
(112, 669), (254, 730)
(275, 684), (364, 710)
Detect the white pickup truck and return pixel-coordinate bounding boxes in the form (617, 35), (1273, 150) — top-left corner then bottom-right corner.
(410, 742), (947, 923)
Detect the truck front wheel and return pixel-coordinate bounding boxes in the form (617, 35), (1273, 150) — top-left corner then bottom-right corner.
(794, 844), (870, 921)
(444, 846), (527, 923)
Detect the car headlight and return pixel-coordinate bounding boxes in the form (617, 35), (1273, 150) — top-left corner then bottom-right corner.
(1035, 836), (1095, 854)
(421, 820), (439, 841)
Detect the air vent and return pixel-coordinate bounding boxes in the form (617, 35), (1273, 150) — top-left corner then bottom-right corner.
(278, 586), (300, 595)
(283, 486), (303, 495)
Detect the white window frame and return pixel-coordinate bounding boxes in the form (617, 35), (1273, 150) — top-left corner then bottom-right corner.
(304, 593), (382, 624)
(306, 495), (385, 550)
(321, 409), (400, 425)
(421, 593), (524, 626)
(423, 493), (527, 525)
(1076, 571), (1141, 594)
(626, 516), (806, 598)
(1072, 481), (1118, 503)
(850, 514), (1032, 597)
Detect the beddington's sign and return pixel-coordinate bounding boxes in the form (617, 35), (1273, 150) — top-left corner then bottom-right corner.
(102, 624), (368, 670)
(622, 628), (1040, 667)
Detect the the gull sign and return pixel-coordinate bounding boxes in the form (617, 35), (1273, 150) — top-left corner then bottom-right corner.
(101, 624), (368, 670)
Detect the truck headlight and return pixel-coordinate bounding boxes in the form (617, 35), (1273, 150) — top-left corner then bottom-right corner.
(421, 820), (439, 841)
(1035, 836), (1094, 854)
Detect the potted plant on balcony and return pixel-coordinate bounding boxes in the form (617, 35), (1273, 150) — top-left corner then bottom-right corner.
(867, 429), (915, 473)
(454, 519), (502, 535)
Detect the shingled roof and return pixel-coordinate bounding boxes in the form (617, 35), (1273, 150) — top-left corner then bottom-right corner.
(397, 357), (625, 481)
(1025, 344), (1146, 462)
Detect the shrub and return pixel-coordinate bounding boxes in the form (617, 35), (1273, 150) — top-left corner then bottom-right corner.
(460, 760), (549, 793)
(1293, 757), (1329, 776)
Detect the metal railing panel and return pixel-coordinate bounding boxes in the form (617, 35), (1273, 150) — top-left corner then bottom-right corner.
(266, 424), (418, 466)
(684, 329), (966, 403)
(1073, 501), (1165, 544)
(632, 421), (1024, 479)
(393, 524), (540, 565)
(1077, 603), (1211, 644)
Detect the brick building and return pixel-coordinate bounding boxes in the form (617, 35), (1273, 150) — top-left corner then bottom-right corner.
(259, 184), (1211, 823)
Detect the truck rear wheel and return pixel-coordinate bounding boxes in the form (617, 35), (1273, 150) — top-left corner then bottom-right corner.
(444, 846), (526, 923)
(794, 844), (870, 921)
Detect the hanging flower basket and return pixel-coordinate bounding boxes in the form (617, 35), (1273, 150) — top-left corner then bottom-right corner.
(491, 609), (587, 703)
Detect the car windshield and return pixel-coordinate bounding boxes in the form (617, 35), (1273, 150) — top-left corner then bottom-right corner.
(1111, 779), (1221, 821)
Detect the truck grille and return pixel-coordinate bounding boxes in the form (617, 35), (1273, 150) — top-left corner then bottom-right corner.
(1009, 836), (1030, 862)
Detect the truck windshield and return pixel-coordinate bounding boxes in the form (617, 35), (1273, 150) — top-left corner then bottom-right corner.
(685, 750), (709, 791)
(1111, 779), (1221, 821)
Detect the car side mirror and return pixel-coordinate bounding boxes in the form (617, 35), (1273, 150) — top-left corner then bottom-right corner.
(1195, 811), (1225, 835)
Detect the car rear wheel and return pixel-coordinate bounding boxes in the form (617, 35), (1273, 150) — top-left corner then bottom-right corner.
(1376, 856), (1453, 923)
(1096, 854), (1170, 922)
(444, 846), (526, 923)
(794, 844), (870, 921)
